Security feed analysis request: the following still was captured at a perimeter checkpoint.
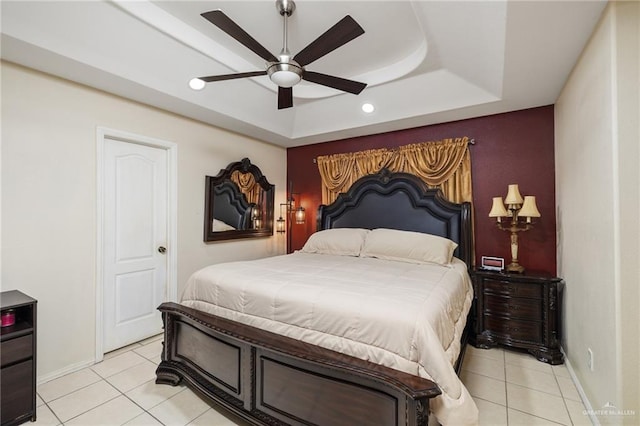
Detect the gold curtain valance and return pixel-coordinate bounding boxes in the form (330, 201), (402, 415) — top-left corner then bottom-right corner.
(317, 137), (472, 205)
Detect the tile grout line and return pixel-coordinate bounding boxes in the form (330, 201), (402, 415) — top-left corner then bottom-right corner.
(40, 351), (153, 405)
(120, 388), (169, 426)
(91, 354), (151, 380)
(39, 378), (103, 405)
(42, 399), (64, 426)
(553, 367), (579, 426)
(473, 395), (568, 426)
(472, 349), (581, 425)
(461, 368), (505, 383)
(466, 358), (574, 393)
(59, 393), (122, 425)
(43, 362), (153, 424)
(508, 406), (570, 426)
(503, 349), (509, 424)
(503, 374), (567, 399)
(126, 377), (189, 413)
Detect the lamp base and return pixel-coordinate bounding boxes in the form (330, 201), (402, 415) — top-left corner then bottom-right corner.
(506, 262), (525, 274)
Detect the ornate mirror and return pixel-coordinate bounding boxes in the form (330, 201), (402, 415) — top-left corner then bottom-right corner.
(204, 158), (274, 242)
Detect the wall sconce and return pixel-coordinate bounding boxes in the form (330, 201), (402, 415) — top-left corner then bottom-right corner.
(489, 184), (541, 273)
(278, 183), (306, 250)
(276, 213), (286, 233)
(276, 200), (287, 234)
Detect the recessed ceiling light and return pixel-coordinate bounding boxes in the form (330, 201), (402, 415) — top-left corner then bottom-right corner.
(362, 103), (375, 113)
(189, 78), (206, 91)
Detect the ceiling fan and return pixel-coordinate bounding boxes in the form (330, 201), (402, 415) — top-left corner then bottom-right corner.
(190, 0), (367, 109)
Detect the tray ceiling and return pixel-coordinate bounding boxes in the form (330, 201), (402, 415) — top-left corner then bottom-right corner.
(1, 1), (606, 147)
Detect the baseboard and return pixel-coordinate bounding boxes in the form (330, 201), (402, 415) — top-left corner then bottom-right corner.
(37, 358), (95, 386)
(561, 347), (599, 426)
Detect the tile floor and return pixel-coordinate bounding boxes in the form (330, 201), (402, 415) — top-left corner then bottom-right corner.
(32, 336), (592, 425)
(461, 345), (592, 425)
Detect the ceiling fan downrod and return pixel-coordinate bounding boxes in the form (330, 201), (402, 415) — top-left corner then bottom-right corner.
(277, 0), (295, 54)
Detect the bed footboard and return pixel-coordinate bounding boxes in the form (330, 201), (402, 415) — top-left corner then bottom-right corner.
(156, 302), (441, 426)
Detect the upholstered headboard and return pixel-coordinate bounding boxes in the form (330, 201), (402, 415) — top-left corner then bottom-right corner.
(317, 169), (472, 265)
(213, 180), (252, 230)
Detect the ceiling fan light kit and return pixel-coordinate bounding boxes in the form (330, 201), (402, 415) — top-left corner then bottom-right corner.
(193, 0), (367, 109)
(267, 61), (302, 88)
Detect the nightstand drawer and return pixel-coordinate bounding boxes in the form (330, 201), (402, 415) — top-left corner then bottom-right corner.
(0, 360), (34, 425)
(484, 295), (541, 320)
(0, 334), (33, 367)
(484, 316), (541, 342)
(484, 279), (541, 299)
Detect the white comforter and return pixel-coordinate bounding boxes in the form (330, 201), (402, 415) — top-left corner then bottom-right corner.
(181, 253), (478, 425)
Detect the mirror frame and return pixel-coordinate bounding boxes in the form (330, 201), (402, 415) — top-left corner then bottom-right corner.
(204, 158), (275, 242)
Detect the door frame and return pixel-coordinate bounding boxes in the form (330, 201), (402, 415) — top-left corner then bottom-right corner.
(95, 126), (178, 362)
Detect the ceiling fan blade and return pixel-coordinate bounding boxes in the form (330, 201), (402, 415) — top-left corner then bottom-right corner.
(303, 71), (367, 95)
(201, 10), (279, 63)
(199, 71), (267, 82)
(278, 87), (293, 109)
(294, 15), (364, 67)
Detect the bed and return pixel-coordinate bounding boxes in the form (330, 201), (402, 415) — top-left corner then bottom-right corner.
(156, 169), (477, 425)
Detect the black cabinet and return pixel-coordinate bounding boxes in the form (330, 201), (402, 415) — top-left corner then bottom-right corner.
(1, 290), (37, 426)
(473, 269), (564, 364)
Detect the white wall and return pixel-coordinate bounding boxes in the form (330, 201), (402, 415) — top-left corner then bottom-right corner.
(555, 2), (639, 424)
(615, 2), (640, 421)
(1, 61), (287, 380)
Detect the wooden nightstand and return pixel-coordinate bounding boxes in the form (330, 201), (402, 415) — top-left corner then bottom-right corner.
(472, 269), (564, 364)
(1, 290), (37, 426)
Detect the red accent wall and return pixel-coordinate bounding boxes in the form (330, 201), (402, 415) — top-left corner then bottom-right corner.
(286, 105), (557, 275)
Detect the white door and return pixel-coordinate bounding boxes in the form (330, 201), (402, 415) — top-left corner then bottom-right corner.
(103, 138), (168, 352)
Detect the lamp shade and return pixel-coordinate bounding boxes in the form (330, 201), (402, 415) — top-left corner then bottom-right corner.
(276, 216), (286, 233)
(489, 197), (509, 217)
(504, 184), (524, 205)
(518, 196), (541, 218)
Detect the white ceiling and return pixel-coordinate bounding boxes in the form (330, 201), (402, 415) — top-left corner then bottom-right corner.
(1, 1), (606, 148)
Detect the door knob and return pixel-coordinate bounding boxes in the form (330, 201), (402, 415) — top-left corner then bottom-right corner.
(158, 246), (166, 254)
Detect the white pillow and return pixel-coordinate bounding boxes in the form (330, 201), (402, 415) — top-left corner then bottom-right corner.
(300, 228), (370, 256)
(361, 228), (458, 265)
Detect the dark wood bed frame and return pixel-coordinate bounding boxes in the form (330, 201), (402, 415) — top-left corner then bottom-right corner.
(156, 169), (473, 426)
